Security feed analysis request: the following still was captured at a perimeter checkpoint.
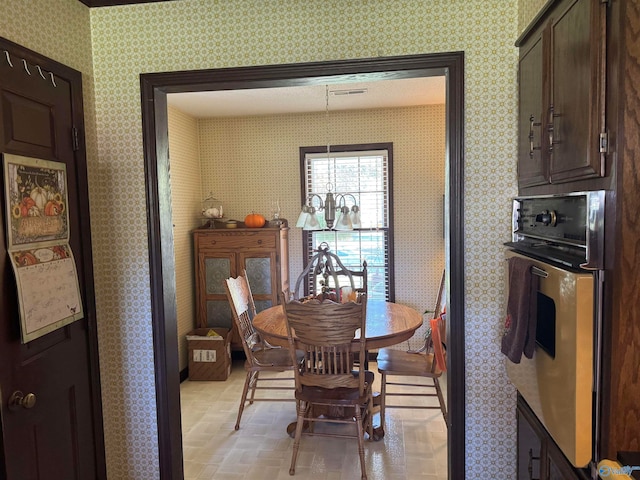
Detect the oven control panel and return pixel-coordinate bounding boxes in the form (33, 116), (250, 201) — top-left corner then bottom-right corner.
(508, 191), (605, 270)
(516, 195), (587, 246)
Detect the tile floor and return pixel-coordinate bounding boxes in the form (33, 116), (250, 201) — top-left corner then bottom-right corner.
(181, 357), (448, 480)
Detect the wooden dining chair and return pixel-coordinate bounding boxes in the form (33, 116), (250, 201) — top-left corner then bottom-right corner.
(283, 294), (373, 480)
(224, 271), (298, 430)
(376, 271), (448, 431)
(293, 244), (367, 301)
(322, 260), (368, 299)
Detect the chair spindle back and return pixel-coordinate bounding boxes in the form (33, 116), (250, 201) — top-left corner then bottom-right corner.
(283, 296), (368, 392)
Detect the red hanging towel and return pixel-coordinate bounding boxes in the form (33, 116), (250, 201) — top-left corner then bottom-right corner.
(501, 256), (539, 363)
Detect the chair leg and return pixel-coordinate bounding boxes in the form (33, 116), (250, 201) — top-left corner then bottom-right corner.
(235, 370), (253, 430)
(354, 404), (368, 480)
(365, 395), (374, 441)
(289, 400), (308, 476)
(248, 370), (259, 405)
(359, 392), (373, 442)
(434, 378), (448, 424)
(380, 372), (387, 429)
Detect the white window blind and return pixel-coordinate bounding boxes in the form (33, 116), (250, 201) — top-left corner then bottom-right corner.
(302, 147), (394, 301)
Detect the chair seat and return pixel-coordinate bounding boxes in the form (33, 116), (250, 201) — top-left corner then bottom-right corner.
(251, 347), (298, 368)
(376, 348), (442, 377)
(296, 370), (374, 405)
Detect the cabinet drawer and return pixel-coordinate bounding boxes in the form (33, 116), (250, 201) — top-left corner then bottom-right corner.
(195, 232), (276, 250)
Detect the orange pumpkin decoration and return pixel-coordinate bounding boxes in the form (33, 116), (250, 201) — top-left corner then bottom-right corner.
(244, 212), (266, 228)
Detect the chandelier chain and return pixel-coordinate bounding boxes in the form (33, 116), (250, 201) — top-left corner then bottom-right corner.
(325, 85), (333, 193)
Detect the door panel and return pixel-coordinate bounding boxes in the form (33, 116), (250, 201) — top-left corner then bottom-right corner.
(549, 0), (605, 183)
(0, 38), (105, 480)
(1, 91), (56, 153)
(518, 30), (547, 187)
(517, 405), (542, 480)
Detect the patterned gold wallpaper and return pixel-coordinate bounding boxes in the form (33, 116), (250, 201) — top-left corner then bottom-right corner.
(0, 0), (554, 478)
(167, 106), (203, 372)
(519, 0), (551, 36)
(197, 105), (446, 352)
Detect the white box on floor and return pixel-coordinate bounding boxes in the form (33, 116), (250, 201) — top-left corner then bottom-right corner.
(186, 328), (231, 381)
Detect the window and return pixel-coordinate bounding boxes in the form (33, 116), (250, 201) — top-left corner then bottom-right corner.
(300, 143), (394, 301)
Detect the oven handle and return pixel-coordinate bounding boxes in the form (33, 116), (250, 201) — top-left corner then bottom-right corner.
(531, 266), (548, 278)
(504, 258), (549, 278)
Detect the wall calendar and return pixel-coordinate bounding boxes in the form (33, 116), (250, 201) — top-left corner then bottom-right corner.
(3, 153), (83, 343)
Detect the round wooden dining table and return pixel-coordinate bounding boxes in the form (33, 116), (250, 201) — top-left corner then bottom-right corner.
(252, 299), (424, 350)
(252, 299), (424, 440)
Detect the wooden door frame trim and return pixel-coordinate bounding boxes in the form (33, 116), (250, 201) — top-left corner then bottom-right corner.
(140, 52), (466, 480)
(78, 0), (168, 7)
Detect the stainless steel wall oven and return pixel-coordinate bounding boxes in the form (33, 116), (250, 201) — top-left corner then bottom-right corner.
(505, 191), (605, 469)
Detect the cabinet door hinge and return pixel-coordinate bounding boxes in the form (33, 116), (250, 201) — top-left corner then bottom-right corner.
(72, 126), (79, 152)
(599, 132), (608, 154)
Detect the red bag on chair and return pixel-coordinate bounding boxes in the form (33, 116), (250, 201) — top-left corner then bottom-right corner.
(430, 313), (447, 372)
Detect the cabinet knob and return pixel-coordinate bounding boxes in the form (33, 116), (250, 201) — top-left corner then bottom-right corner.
(257, 240), (262, 245)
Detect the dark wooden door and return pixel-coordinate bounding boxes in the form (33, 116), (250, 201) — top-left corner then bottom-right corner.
(518, 26), (548, 188)
(0, 38), (105, 480)
(548, 0), (606, 183)
(517, 400), (543, 480)
(547, 443), (580, 480)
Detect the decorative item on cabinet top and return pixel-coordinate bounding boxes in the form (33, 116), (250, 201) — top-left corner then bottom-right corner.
(201, 191), (224, 228)
(244, 212), (266, 228)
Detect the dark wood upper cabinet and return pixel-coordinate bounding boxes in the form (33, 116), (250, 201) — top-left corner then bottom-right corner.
(517, 0), (607, 189)
(518, 28), (548, 187)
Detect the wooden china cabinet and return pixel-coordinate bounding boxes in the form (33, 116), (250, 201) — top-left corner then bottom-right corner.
(515, 0), (640, 473)
(193, 225), (289, 350)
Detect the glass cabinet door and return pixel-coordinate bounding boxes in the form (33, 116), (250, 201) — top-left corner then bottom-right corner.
(204, 257), (231, 295)
(245, 257), (272, 294)
(241, 254), (276, 312)
(200, 253), (235, 329)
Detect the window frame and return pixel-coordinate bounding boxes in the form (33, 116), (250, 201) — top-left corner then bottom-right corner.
(299, 142), (395, 301)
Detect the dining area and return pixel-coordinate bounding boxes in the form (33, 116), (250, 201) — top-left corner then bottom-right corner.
(180, 248), (448, 480)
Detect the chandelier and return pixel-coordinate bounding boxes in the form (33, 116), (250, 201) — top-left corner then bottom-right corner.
(295, 85), (361, 231)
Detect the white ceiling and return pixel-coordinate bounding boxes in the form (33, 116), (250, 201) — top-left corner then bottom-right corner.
(166, 76), (446, 118)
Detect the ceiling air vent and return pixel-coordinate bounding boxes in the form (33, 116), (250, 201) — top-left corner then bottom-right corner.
(329, 88), (368, 96)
